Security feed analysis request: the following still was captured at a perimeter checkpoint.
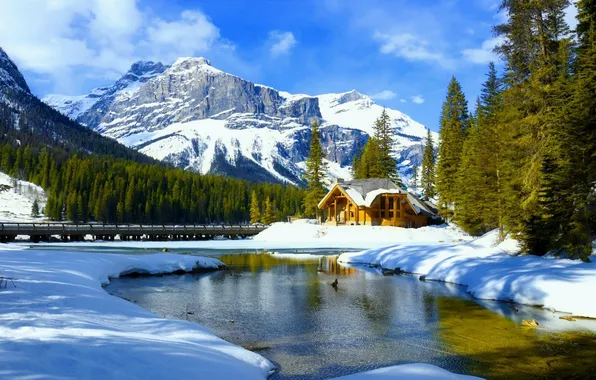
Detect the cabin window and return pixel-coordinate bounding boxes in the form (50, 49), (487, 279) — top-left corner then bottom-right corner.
(350, 211), (354, 218)
(388, 197), (395, 218)
(380, 196), (386, 218)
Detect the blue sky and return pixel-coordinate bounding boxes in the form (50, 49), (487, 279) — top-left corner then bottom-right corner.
(0, 0), (578, 131)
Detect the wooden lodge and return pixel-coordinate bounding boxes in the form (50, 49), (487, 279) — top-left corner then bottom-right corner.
(317, 178), (438, 228)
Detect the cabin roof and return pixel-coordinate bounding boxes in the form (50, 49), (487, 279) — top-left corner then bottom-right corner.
(318, 178), (437, 216)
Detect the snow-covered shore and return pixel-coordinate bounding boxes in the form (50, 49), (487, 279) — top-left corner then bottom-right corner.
(253, 221), (471, 248)
(338, 230), (596, 318)
(0, 244), (274, 379)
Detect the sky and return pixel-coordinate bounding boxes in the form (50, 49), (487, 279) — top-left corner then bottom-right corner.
(0, 0), (579, 131)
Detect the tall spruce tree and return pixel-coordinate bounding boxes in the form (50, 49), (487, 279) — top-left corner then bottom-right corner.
(548, 0), (596, 259)
(262, 197), (275, 225)
(303, 121), (328, 218)
(494, 0), (577, 255)
(250, 190), (261, 224)
(354, 138), (383, 179)
(373, 109), (400, 185)
(420, 128), (436, 199)
(454, 100), (486, 234)
(454, 63), (505, 236)
(436, 77), (469, 216)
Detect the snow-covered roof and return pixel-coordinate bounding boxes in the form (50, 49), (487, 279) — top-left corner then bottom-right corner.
(318, 178), (436, 216)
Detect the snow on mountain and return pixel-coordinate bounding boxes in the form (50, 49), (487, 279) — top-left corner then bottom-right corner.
(41, 92), (105, 120)
(0, 47), (30, 97)
(42, 57), (433, 186)
(43, 61), (167, 121)
(318, 90), (429, 143)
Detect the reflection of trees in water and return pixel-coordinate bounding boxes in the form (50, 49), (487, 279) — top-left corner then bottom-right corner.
(219, 252), (319, 273)
(219, 253), (359, 276)
(436, 297), (596, 379)
(422, 293), (438, 325)
(305, 268), (323, 311)
(317, 255), (358, 276)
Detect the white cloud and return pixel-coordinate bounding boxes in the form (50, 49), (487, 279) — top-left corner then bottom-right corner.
(374, 32), (452, 67)
(462, 36), (505, 65)
(0, 0), (223, 92)
(400, 98), (407, 103)
(411, 95), (424, 104)
(370, 90), (396, 100)
(269, 31), (297, 57)
(146, 11), (220, 62)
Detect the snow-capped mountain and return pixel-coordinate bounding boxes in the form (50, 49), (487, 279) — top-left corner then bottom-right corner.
(0, 47), (30, 99)
(43, 61), (167, 121)
(43, 57), (435, 185)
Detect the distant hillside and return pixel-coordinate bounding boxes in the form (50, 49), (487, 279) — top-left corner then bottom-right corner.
(0, 47), (154, 164)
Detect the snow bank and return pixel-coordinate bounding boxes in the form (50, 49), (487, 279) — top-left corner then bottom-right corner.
(0, 171), (47, 222)
(0, 245), (274, 379)
(252, 222), (470, 249)
(338, 230), (596, 318)
(330, 363), (481, 379)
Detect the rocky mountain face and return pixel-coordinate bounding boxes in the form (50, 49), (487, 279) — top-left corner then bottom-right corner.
(0, 48), (31, 99)
(43, 57), (435, 186)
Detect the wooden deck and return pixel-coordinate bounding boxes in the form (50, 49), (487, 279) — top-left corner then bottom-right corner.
(0, 223), (268, 242)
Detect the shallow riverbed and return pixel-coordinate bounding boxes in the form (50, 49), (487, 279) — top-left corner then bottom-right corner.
(105, 250), (596, 379)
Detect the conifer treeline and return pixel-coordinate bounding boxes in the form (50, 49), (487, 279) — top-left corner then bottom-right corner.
(436, 0), (595, 259)
(0, 143), (304, 224)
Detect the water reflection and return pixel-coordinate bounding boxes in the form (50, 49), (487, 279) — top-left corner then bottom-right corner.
(218, 253), (358, 277)
(436, 298), (596, 379)
(106, 252), (596, 380)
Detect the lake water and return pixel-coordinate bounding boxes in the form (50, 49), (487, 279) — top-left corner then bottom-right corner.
(104, 250), (596, 380)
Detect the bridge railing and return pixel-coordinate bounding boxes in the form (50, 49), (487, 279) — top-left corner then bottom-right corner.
(0, 222), (268, 236)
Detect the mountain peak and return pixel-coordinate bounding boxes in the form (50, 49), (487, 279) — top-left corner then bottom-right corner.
(128, 60), (166, 77)
(336, 89), (367, 103)
(0, 47), (31, 94)
(172, 57), (212, 67)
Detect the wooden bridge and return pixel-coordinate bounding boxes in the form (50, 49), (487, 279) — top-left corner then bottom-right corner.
(0, 223), (268, 243)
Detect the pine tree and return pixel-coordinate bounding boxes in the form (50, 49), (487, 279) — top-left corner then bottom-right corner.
(250, 190), (261, 224)
(547, 0), (596, 259)
(454, 100), (485, 234)
(303, 121), (328, 219)
(436, 77), (469, 216)
(373, 109), (401, 184)
(454, 63), (505, 236)
(263, 197), (275, 225)
(494, 0), (576, 255)
(354, 138), (383, 179)
(420, 128), (436, 199)
(31, 198), (40, 218)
